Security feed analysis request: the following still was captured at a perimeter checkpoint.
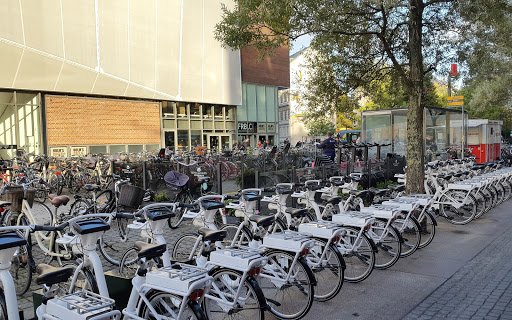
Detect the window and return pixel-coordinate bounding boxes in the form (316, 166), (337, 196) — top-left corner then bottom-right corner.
(190, 103), (200, 118)
(177, 102), (188, 118)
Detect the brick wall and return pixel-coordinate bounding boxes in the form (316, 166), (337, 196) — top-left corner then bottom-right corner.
(46, 95), (161, 146)
(241, 45), (290, 87)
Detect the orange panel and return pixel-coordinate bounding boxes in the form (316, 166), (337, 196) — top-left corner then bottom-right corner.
(46, 95), (161, 146)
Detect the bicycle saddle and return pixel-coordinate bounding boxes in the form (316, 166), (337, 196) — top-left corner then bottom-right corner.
(134, 241), (167, 259)
(349, 189), (369, 197)
(84, 184), (101, 192)
(50, 195), (70, 207)
(387, 185), (405, 192)
(285, 208), (309, 218)
(35, 264), (74, 285)
(249, 215), (275, 227)
(368, 187), (389, 196)
(198, 228), (227, 242)
(323, 196), (343, 205)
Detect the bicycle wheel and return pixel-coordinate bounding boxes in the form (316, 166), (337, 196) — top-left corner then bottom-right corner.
(0, 290), (6, 320)
(69, 199), (91, 216)
(11, 242), (32, 296)
(49, 173), (62, 195)
(98, 218), (131, 266)
(335, 226), (375, 283)
(168, 192), (193, 229)
(60, 261), (98, 294)
(472, 190), (486, 219)
(259, 249), (315, 320)
(95, 189), (114, 213)
(305, 238), (344, 302)
(220, 225), (251, 247)
(140, 291), (207, 320)
(369, 221), (402, 269)
(394, 214), (421, 257)
(30, 202), (54, 227)
(439, 191), (476, 225)
(172, 234), (202, 261)
(417, 210), (436, 249)
(203, 268), (265, 320)
(119, 247), (139, 278)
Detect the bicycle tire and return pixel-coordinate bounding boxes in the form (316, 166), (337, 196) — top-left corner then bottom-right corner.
(439, 191), (476, 225)
(61, 261), (98, 294)
(417, 210), (437, 249)
(172, 234), (201, 261)
(69, 199), (91, 216)
(306, 238), (345, 302)
(259, 249), (315, 320)
(95, 189), (115, 213)
(139, 290), (207, 320)
(11, 242), (32, 296)
(335, 226), (375, 283)
(220, 224), (252, 247)
(98, 218), (131, 266)
(0, 290), (6, 320)
(395, 215), (421, 257)
(119, 247), (139, 278)
(203, 268), (266, 320)
(168, 192), (194, 229)
(370, 221), (402, 269)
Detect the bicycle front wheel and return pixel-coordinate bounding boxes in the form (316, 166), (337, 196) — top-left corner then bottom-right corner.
(306, 238), (344, 302)
(172, 234), (201, 261)
(417, 210), (436, 249)
(98, 218), (132, 266)
(439, 191), (476, 225)
(203, 269), (265, 320)
(11, 243), (32, 296)
(259, 250), (314, 320)
(394, 215), (421, 257)
(335, 226), (375, 283)
(369, 221), (402, 270)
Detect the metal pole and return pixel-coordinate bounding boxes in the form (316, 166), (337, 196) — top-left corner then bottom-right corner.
(241, 154), (245, 189)
(217, 162), (223, 194)
(142, 161), (147, 190)
(255, 170), (259, 188)
(462, 104), (465, 159)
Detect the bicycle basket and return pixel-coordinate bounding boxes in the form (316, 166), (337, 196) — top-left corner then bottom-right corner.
(118, 185), (145, 208)
(1, 186), (35, 211)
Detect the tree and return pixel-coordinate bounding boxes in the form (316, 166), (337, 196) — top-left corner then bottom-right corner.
(305, 118), (337, 137)
(215, 0), (461, 193)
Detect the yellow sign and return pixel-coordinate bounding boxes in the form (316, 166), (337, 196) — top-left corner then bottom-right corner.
(448, 101), (464, 106)
(447, 96), (464, 101)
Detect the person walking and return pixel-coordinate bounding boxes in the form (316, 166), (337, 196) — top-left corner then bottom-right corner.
(317, 131), (337, 162)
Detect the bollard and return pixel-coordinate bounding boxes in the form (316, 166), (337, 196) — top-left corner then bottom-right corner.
(217, 162), (222, 194)
(142, 161), (147, 190)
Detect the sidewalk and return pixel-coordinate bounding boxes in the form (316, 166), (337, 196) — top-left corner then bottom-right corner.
(294, 199), (512, 320)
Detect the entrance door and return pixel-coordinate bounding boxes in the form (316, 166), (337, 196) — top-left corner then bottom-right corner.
(164, 131), (176, 149)
(207, 134), (231, 151)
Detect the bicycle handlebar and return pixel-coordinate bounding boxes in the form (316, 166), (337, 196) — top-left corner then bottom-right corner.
(31, 222), (69, 232)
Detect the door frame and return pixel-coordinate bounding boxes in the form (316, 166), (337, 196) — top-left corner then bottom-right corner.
(207, 133), (231, 151)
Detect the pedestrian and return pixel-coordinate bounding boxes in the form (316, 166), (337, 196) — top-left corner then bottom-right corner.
(263, 140), (269, 149)
(257, 140), (262, 148)
(232, 140), (239, 150)
(316, 131), (337, 162)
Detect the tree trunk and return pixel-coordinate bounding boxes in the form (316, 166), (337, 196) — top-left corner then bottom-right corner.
(406, 0), (425, 194)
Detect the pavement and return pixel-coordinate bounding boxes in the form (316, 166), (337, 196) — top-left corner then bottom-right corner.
(15, 194), (512, 319)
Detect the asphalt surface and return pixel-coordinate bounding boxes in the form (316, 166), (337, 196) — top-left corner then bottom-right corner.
(16, 194), (512, 319)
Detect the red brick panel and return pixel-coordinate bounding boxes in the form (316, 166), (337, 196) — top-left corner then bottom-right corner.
(46, 96), (161, 146)
(241, 45), (290, 87)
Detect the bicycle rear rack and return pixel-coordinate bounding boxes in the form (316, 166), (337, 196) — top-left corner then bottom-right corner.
(210, 246), (267, 271)
(146, 263), (210, 294)
(46, 290), (120, 320)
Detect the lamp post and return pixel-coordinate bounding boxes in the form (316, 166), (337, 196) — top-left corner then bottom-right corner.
(447, 64), (465, 158)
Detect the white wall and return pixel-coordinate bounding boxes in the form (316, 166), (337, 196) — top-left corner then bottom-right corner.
(0, 0), (241, 105)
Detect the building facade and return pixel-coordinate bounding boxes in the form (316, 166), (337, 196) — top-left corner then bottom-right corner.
(238, 45), (290, 147)
(0, 0), (241, 157)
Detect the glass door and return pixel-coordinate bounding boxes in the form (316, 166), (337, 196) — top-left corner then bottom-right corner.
(207, 134), (231, 151)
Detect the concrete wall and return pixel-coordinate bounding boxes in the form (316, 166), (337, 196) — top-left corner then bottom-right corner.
(0, 0), (241, 105)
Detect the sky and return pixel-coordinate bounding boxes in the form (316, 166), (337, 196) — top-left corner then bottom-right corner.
(290, 34), (313, 55)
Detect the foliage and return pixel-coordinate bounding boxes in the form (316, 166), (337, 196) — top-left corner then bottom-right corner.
(376, 180), (395, 189)
(235, 169), (256, 188)
(305, 118), (336, 136)
(153, 192), (170, 202)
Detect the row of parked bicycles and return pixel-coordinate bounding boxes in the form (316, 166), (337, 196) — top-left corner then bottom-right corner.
(0, 154), (509, 319)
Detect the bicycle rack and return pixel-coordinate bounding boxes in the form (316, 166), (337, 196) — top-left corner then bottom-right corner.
(262, 230), (315, 252)
(209, 246), (267, 271)
(331, 211), (374, 228)
(298, 221), (346, 239)
(46, 290), (120, 320)
(146, 263), (209, 294)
